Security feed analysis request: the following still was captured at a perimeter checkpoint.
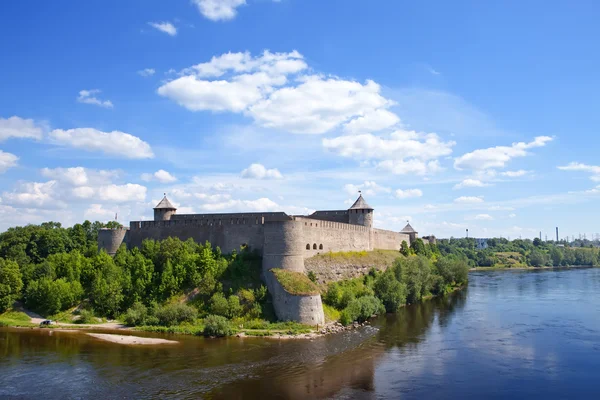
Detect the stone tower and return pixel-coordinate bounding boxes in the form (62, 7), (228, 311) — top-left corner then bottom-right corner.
(348, 194), (374, 228)
(401, 222), (418, 245)
(154, 195), (177, 221)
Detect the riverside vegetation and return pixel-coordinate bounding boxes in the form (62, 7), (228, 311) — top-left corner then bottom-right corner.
(5, 221), (587, 336)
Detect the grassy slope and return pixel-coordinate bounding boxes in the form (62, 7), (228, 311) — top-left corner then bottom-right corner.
(306, 249), (400, 267)
(0, 310), (35, 327)
(271, 268), (320, 295)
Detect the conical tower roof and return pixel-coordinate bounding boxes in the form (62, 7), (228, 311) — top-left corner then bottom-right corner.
(349, 194), (373, 210)
(154, 195), (176, 210)
(401, 222), (417, 233)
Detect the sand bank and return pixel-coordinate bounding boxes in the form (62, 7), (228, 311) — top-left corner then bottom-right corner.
(87, 333), (178, 345)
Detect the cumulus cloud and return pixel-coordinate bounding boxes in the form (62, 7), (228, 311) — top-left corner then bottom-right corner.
(342, 108), (400, 134)
(474, 213), (493, 220)
(148, 21), (177, 36)
(77, 89), (113, 108)
(41, 167), (118, 187)
(0, 116), (44, 141)
(395, 188), (423, 199)
(84, 204), (116, 220)
(97, 184), (147, 202)
(323, 130), (454, 175)
(192, 0), (246, 21)
(454, 196), (484, 204)
(49, 128), (154, 159)
(2, 181), (63, 209)
(138, 68), (156, 77)
(0, 150), (18, 173)
(453, 178), (490, 190)
(454, 136), (553, 170)
(158, 50), (402, 134)
(240, 163), (283, 179)
(344, 181), (391, 196)
(141, 169), (177, 183)
(558, 162), (600, 181)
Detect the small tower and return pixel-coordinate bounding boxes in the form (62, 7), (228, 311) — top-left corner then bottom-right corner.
(154, 194), (177, 221)
(401, 222), (418, 245)
(348, 193), (374, 228)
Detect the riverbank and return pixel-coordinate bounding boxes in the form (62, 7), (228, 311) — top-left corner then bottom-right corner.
(470, 264), (595, 272)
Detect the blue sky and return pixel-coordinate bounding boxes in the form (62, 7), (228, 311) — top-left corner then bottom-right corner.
(1, 0), (599, 240)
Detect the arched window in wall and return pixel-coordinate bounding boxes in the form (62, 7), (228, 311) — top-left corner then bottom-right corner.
(319, 244), (323, 250)
(313, 243), (317, 249)
(306, 244), (310, 250)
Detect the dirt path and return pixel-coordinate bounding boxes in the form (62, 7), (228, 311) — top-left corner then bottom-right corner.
(14, 304), (128, 329)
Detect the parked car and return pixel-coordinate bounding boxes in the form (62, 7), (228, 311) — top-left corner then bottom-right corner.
(39, 320), (55, 326)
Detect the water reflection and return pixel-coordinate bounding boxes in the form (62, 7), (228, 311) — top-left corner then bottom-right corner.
(2, 269), (600, 399)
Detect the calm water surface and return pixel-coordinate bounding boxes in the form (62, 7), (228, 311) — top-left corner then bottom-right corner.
(2, 268), (600, 399)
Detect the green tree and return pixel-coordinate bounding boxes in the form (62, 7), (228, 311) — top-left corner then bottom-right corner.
(549, 247), (564, 266)
(0, 258), (23, 312)
(400, 240), (410, 257)
(412, 238), (427, 256)
(373, 270), (407, 312)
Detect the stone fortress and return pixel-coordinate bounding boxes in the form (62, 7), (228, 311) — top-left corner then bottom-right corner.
(98, 194), (429, 325)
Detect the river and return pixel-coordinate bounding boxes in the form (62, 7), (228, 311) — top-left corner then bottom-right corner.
(2, 267), (600, 399)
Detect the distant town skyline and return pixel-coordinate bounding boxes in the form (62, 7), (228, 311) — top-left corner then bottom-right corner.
(1, 0), (599, 239)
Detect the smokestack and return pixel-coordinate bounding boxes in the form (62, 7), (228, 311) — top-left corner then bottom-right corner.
(556, 227), (559, 242)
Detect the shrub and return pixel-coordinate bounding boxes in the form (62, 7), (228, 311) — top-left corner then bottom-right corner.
(307, 271), (317, 283)
(202, 314), (233, 337)
(77, 309), (96, 324)
(155, 303), (198, 326)
(340, 296), (384, 326)
(124, 302), (148, 326)
(209, 293), (229, 317)
(227, 295), (243, 319)
(373, 270), (407, 312)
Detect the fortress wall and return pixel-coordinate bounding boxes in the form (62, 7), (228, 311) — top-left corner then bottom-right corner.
(265, 271), (325, 325)
(127, 219), (264, 254)
(298, 218), (372, 256)
(262, 220), (305, 273)
(98, 228), (128, 255)
(171, 212), (290, 223)
(371, 228), (410, 251)
(306, 210), (349, 223)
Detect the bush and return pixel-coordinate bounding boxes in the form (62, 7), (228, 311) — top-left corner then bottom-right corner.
(227, 295), (243, 319)
(124, 302), (148, 326)
(209, 292), (229, 317)
(340, 296), (384, 326)
(77, 309), (96, 324)
(373, 270), (407, 312)
(155, 303), (198, 326)
(307, 271), (317, 283)
(202, 314), (233, 337)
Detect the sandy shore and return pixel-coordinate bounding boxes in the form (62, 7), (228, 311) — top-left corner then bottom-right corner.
(87, 333), (179, 345)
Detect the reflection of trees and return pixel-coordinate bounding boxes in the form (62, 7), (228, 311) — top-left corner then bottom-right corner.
(0, 290), (467, 399)
(377, 289), (467, 350)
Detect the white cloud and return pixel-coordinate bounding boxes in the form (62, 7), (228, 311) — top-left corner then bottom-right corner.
(141, 169), (177, 183)
(474, 213), (493, 220)
(138, 68), (156, 77)
(454, 136), (553, 170)
(148, 21), (177, 36)
(0, 116), (44, 141)
(241, 163), (283, 179)
(344, 181), (391, 197)
(158, 50), (401, 135)
(49, 128), (154, 159)
(192, 0), (246, 21)
(454, 196), (484, 204)
(77, 89), (113, 109)
(324, 130), (453, 175)
(0, 150), (18, 173)
(558, 162), (600, 181)
(2, 181), (62, 209)
(84, 204), (115, 220)
(509, 213), (517, 218)
(395, 188), (423, 199)
(41, 167), (88, 186)
(97, 184), (147, 202)
(501, 170), (529, 177)
(453, 178), (490, 190)
(342, 108), (400, 134)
